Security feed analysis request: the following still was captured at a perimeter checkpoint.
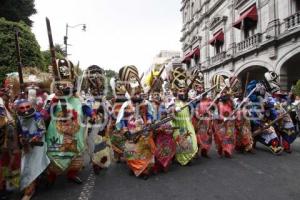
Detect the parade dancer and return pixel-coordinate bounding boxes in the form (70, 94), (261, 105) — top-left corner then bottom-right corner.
(109, 77), (128, 162)
(227, 76), (254, 153)
(45, 58), (92, 184)
(0, 97), (20, 199)
(211, 75), (236, 158)
(13, 29), (49, 200)
(82, 65), (113, 174)
(116, 65), (156, 179)
(146, 67), (176, 173)
(264, 72), (298, 153)
(189, 69), (213, 158)
(169, 66), (198, 165)
(15, 96), (50, 200)
(247, 77), (283, 155)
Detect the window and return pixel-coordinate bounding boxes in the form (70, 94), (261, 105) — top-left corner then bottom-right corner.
(209, 30), (224, 55)
(243, 20), (257, 39)
(296, 0), (300, 12)
(233, 4), (258, 39)
(215, 42), (223, 54)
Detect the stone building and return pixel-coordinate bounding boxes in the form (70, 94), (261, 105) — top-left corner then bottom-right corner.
(142, 50), (182, 85)
(180, 0), (300, 91)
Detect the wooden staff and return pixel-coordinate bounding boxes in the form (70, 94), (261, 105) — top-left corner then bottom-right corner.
(46, 17), (60, 81)
(243, 72), (250, 98)
(252, 103), (299, 137)
(14, 29), (25, 95)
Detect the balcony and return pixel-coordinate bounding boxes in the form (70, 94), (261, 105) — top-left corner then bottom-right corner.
(285, 12), (300, 30)
(211, 51), (226, 65)
(236, 33), (262, 53)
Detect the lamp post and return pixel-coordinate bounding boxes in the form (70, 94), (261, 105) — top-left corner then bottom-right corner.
(64, 23), (86, 57)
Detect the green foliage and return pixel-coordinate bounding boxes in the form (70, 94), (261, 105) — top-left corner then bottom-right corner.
(0, 0), (37, 27)
(105, 69), (118, 100)
(293, 80), (300, 97)
(0, 18), (44, 83)
(41, 44), (65, 68)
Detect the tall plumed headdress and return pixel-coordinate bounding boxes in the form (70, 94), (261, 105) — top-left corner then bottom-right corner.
(169, 66), (187, 92)
(211, 74), (226, 97)
(224, 76), (242, 96)
(83, 65), (106, 96)
(5, 67), (52, 99)
(119, 65), (142, 94)
(145, 68), (164, 93)
(110, 77), (127, 99)
(56, 58), (76, 82)
(189, 68), (204, 89)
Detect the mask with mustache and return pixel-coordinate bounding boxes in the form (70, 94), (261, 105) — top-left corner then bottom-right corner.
(131, 96), (143, 104)
(17, 107), (36, 118)
(178, 93), (188, 101)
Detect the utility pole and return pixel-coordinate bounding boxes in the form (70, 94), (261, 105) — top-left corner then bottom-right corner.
(64, 23), (86, 57)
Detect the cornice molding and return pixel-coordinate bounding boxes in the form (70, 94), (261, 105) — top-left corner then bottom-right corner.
(209, 16), (228, 31)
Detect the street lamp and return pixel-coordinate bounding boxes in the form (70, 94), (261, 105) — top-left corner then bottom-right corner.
(64, 23), (86, 57)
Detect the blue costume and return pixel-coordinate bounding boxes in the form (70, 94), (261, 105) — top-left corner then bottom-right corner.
(246, 80), (283, 154)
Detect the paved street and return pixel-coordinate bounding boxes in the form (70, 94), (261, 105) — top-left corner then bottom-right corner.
(32, 139), (300, 200)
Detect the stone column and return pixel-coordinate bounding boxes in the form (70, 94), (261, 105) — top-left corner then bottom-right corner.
(267, 0), (279, 59)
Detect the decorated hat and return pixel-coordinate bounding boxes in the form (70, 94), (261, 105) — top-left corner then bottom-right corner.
(225, 76), (242, 95)
(211, 74), (226, 97)
(110, 77), (127, 97)
(5, 67), (52, 98)
(56, 58), (76, 82)
(119, 65), (142, 94)
(169, 66), (187, 91)
(145, 68), (163, 93)
(84, 65), (105, 95)
(190, 68), (204, 85)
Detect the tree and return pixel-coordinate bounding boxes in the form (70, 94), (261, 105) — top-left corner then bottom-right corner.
(0, 0), (37, 27)
(0, 18), (44, 83)
(105, 69), (118, 100)
(41, 44), (65, 68)
(293, 80), (300, 97)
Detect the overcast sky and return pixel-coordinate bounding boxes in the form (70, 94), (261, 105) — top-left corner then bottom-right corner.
(31, 0), (182, 73)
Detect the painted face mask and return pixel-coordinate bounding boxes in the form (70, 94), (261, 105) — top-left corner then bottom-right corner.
(16, 100), (36, 118)
(177, 89), (188, 101)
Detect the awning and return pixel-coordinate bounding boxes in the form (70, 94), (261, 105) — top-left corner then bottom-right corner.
(233, 4), (257, 29)
(182, 51), (193, 63)
(182, 47), (200, 63)
(192, 47), (200, 57)
(209, 30), (224, 46)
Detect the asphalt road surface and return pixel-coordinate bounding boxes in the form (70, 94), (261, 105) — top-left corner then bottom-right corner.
(30, 138), (300, 200)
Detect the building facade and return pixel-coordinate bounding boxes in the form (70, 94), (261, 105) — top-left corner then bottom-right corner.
(180, 0), (300, 91)
(143, 50), (182, 81)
